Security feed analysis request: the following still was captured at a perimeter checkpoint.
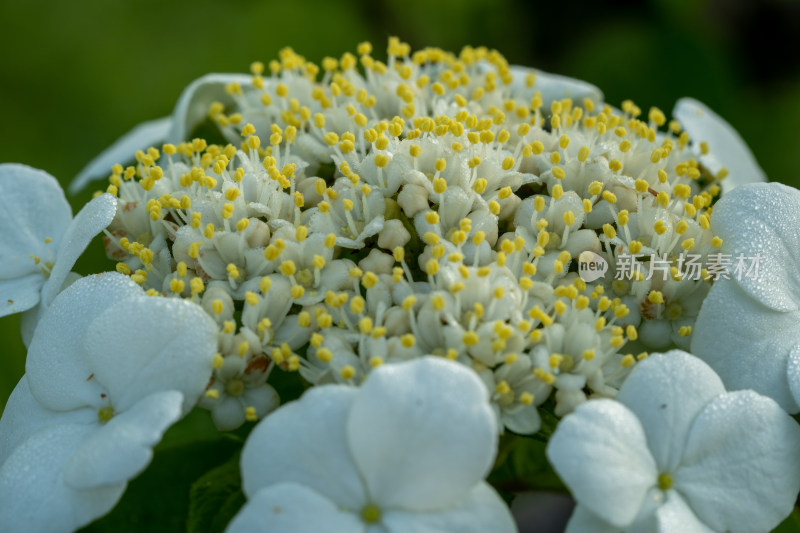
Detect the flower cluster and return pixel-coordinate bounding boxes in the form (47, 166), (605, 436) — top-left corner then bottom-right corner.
(91, 40), (734, 432)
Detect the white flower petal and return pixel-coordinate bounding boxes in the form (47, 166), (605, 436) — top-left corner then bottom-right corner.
(347, 357), (496, 511)
(84, 296), (217, 413)
(381, 482), (516, 533)
(707, 181), (800, 312)
(655, 491), (714, 533)
(240, 385), (366, 510)
(26, 273), (143, 411)
(40, 193), (116, 308)
(0, 164), (72, 278)
(0, 377), (94, 466)
(507, 66), (604, 105)
(165, 73), (253, 143)
(565, 505), (623, 533)
(70, 117), (171, 193)
(63, 390), (183, 489)
(673, 98), (766, 192)
(675, 390), (800, 533)
(0, 424), (126, 533)
(691, 278), (800, 413)
(226, 482), (364, 533)
(0, 273), (43, 317)
(615, 351), (725, 472)
(546, 399), (657, 528)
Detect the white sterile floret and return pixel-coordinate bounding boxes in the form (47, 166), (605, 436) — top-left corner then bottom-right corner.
(0, 272), (219, 532)
(692, 181), (800, 413)
(227, 357), (516, 533)
(0, 164), (116, 329)
(674, 98), (767, 193)
(71, 73), (253, 193)
(547, 350), (800, 533)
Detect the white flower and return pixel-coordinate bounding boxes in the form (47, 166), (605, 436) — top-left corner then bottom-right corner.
(0, 272), (219, 532)
(674, 98), (766, 192)
(546, 350), (800, 533)
(227, 356), (516, 533)
(71, 73), (252, 193)
(0, 164), (116, 326)
(692, 181), (800, 412)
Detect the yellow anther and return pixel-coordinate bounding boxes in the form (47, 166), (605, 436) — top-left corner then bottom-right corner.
(588, 181), (603, 196)
(534, 368), (555, 385)
(681, 238), (695, 251)
(495, 380), (511, 395)
(169, 278), (185, 294)
(280, 260), (296, 276)
(462, 331), (479, 346)
(610, 335), (625, 348)
(654, 220), (667, 235)
(340, 366), (356, 380)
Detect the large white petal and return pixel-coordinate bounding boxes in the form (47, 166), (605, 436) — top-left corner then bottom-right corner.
(165, 73), (252, 143)
(63, 390), (183, 489)
(0, 273), (43, 317)
(691, 278), (800, 413)
(0, 164), (71, 279)
(70, 117), (171, 193)
(615, 351), (724, 472)
(40, 192), (116, 308)
(565, 505), (624, 533)
(347, 357), (496, 511)
(507, 66), (603, 106)
(70, 73), (252, 193)
(26, 273), (143, 411)
(0, 424), (126, 533)
(240, 385), (366, 510)
(83, 296), (217, 413)
(707, 181), (800, 312)
(674, 390), (800, 533)
(546, 399), (657, 528)
(381, 482), (516, 533)
(673, 98), (766, 191)
(0, 377), (95, 466)
(654, 491), (714, 533)
(226, 483), (365, 533)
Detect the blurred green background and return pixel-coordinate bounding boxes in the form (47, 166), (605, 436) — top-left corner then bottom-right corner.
(2, 0), (799, 409)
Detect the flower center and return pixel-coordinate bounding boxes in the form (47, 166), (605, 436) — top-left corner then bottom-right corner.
(295, 268), (313, 288)
(360, 503), (382, 524)
(97, 406), (114, 423)
(665, 302), (683, 321)
(226, 379), (245, 396)
(657, 472), (673, 491)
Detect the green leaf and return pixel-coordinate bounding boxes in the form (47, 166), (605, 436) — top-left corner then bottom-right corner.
(79, 436), (240, 532)
(489, 434), (566, 496)
(772, 508), (800, 533)
(187, 452), (245, 533)
(268, 365), (309, 405)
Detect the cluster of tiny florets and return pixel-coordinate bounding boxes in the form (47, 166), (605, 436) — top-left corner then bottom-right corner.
(100, 38), (726, 433)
